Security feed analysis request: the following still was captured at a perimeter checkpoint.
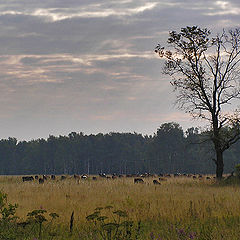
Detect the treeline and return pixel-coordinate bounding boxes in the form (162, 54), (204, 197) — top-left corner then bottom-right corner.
(0, 122), (239, 175)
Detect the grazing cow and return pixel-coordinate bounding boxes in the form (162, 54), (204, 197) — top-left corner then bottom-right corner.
(61, 175), (66, 180)
(35, 175), (39, 180)
(99, 173), (107, 178)
(159, 177), (167, 181)
(81, 175), (88, 179)
(22, 176), (34, 182)
(92, 176), (97, 180)
(74, 174), (80, 180)
(43, 175), (47, 180)
(51, 175), (56, 180)
(134, 178), (144, 184)
(153, 180), (161, 185)
(39, 178), (44, 184)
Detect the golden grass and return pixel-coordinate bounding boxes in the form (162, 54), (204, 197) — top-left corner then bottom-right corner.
(1, 175), (240, 226)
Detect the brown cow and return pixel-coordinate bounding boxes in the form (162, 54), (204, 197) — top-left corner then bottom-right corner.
(134, 178), (144, 183)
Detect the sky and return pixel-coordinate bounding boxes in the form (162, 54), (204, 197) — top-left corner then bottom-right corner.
(0, 0), (240, 140)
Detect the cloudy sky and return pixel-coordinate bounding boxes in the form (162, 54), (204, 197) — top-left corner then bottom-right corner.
(0, 0), (240, 140)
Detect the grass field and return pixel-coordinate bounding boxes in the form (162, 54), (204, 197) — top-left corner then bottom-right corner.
(1, 175), (240, 239)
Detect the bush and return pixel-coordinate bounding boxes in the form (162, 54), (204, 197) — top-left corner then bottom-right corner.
(86, 206), (142, 240)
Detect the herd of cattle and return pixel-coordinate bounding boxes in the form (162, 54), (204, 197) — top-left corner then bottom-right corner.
(21, 172), (214, 185)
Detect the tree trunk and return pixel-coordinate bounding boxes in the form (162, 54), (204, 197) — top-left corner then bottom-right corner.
(215, 149), (224, 180)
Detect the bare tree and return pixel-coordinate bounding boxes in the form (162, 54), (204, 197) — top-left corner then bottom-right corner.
(155, 26), (240, 179)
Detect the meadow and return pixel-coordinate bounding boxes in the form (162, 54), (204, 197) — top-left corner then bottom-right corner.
(1, 175), (240, 239)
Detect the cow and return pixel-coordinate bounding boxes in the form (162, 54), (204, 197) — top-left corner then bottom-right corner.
(81, 175), (88, 179)
(134, 178), (144, 183)
(92, 176), (97, 180)
(61, 175), (66, 180)
(39, 178), (44, 184)
(35, 175), (39, 180)
(99, 173), (107, 178)
(51, 175), (56, 180)
(153, 180), (161, 185)
(74, 174), (80, 180)
(159, 177), (167, 181)
(22, 176), (34, 182)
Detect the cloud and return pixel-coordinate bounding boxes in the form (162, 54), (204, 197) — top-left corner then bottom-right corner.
(0, 2), (159, 22)
(0, 0), (240, 139)
(204, 1), (240, 16)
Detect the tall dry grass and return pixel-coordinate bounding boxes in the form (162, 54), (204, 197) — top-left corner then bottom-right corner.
(1, 175), (240, 227)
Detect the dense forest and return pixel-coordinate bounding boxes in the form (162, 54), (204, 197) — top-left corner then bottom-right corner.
(0, 122), (239, 175)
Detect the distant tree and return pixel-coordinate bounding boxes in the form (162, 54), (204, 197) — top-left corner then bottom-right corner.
(155, 26), (240, 179)
(154, 122), (185, 173)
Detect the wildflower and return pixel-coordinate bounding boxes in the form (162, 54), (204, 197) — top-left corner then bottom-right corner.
(189, 232), (197, 239)
(178, 228), (186, 236)
(150, 232), (155, 240)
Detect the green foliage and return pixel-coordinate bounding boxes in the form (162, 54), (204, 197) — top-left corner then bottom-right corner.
(0, 191), (18, 222)
(0, 191), (20, 240)
(26, 208), (59, 239)
(86, 206), (141, 240)
(0, 190), (62, 240)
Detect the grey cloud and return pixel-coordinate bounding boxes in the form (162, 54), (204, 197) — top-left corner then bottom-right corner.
(0, 0), (240, 139)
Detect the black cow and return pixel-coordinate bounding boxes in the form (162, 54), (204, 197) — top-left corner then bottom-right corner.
(22, 176), (34, 182)
(153, 180), (161, 185)
(61, 175), (66, 180)
(51, 175), (56, 180)
(134, 178), (144, 183)
(39, 178), (44, 184)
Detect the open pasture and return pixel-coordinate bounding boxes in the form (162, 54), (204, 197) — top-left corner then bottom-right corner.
(1, 175), (240, 239)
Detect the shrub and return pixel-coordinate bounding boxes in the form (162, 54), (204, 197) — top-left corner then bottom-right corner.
(86, 206), (142, 240)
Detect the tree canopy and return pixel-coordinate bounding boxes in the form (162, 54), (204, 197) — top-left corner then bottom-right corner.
(155, 26), (240, 179)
